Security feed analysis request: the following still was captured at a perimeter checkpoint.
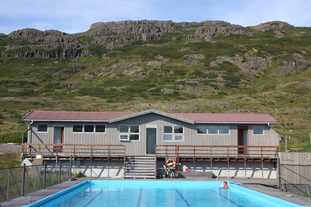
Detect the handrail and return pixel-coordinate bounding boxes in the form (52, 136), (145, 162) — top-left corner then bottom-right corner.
(156, 145), (279, 158)
(22, 143), (126, 157)
(216, 167), (230, 184)
(279, 176), (311, 198)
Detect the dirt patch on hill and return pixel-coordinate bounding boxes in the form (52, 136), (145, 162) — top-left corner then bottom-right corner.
(0, 143), (21, 154)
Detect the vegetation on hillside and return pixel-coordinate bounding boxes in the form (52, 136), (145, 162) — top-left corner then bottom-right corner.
(0, 21), (310, 152)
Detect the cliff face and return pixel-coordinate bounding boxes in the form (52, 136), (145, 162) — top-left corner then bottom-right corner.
(0, 20), (310, 77)
(1, 20), (254, 59)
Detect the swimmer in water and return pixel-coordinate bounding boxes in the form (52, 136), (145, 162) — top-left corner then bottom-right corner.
(223, 181), (229, 189)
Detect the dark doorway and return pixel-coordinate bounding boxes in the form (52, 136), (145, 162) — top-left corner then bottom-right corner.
(146, 128), (156, 154)
(237, 126), (248, 154)
(54, 127), (64, 152)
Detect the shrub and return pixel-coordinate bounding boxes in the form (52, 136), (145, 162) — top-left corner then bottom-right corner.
(0, 132), (26, 144)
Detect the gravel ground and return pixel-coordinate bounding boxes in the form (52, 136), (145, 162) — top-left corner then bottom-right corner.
(0, 143), (21, 154)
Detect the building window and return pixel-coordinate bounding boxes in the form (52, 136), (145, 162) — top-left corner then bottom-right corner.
(84, 125), (94, 132)
(197, 126), (207, 134)
(208, 126), (218, 134)
(38, 124), (48, 132)
(73, 125), (83, 132)
(163, 125), (183, 141)
(95, 125), (106, 133)
(73, 124), (106, 133)
(119, 125), (139, 141)
(219, 126), (229, 134)
(197, 126), (230, 135)
(254, 126), (264, 135)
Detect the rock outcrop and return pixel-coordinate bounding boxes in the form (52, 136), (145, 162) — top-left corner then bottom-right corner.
(1, 20), (254, 59)
(253, 21), (294, 32)
(274, 59), (310, 76)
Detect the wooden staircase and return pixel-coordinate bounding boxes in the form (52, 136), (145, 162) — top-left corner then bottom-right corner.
(124, 155), (157, 179)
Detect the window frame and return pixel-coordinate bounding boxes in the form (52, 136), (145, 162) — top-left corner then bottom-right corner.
(163, 125), (184, 142)
(73, 125), (83, 133)
(95, 125), (106, 133)
(73, 124), (106, 133)
(119, 125), (140, 141)
(253, 126), (264, 135)
(84, 125), (95, 133)
(197, 126), (207, 135)
(37, 124), (48, 133)
(196, 125), (230, 135)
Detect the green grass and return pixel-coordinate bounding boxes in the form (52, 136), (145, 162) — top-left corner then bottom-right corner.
(0, 22), (310, 152)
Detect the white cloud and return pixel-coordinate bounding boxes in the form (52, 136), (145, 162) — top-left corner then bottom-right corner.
(32, 22), (54, 31)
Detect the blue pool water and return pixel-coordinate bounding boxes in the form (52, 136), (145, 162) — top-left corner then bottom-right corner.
(25, 180), (303, 207)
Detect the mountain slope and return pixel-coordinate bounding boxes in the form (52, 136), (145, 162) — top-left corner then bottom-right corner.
(0, 20), (310, 151)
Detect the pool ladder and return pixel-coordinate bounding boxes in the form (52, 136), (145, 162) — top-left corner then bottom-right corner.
(215, 167), (230, 185)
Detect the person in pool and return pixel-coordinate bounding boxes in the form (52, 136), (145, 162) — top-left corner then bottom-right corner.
(223, 181), (229, 189)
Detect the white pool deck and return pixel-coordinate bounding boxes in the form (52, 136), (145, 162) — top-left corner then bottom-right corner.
(1, 177), (310, 207)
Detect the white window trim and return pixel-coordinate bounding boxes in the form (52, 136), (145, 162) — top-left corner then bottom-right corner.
(163, 125), (184, 142)
(73, 124), (83, 133)
(37, 124), (48, 133)
(197, 126), (208, 135)
(253, 126), (264, 135)
(119, 125), (140, 141)
(197, 125), (230, 135)
(84, 125), (95, 133)
(72, 124), (106, 133)
(95, 125), (106, 133)
(218, 126), (230, 135)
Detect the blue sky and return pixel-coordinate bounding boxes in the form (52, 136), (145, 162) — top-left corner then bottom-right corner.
(1, 0), (310, 34)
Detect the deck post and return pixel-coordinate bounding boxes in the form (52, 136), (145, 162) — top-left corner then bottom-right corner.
(176, 146), (179, 176)
(244, 157), (247, 178)
(69, 155), (72, 180)
(58, 161), (62, 184)
(193, 146), (196, 171)
(21, 163), (26, 196)
(210, 147), (213, 173)
(261, 147), (263, 178)
(108, 146), (110, 178)
(43, 162), (47, 189)
(277, 157), (281, 189)
(90, 146), (93, 178)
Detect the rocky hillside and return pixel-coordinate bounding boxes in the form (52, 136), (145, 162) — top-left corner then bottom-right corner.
(0, 20), (275, 58)
(0, 20), (310, 151)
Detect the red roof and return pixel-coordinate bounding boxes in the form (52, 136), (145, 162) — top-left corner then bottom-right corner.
(172, 113), (277, 123)
(23, 111), (133, 121)
(23, 110), (278, 124)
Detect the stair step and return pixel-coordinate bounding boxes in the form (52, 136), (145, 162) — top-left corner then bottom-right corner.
(125, 165), (155, 170)
(126, 170), (155, 173)
(124, 156), (157, 179)
(124, 175), (156, 179)
(126, 164), (155, 167)
(125, 172), (156, 175)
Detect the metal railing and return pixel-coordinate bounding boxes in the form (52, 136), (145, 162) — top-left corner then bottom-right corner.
(22, 143), (126, 158)
(0, 162), (72, 203)
(156, 145), (279, 158)
(278, 163), (311, 198)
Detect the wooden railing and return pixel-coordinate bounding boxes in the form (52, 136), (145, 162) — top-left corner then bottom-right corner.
(22, 143), (126, 158)
(156, 145), (279, 159)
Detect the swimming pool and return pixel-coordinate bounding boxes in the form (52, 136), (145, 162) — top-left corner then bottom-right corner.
(25, 180), (303, 207)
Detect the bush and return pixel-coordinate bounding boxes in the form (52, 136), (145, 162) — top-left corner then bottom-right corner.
(71, 171), (86, 179)
(0, 132), (26, 144)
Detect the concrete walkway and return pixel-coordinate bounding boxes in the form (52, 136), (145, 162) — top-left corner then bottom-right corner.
(1, 177), (310, 207)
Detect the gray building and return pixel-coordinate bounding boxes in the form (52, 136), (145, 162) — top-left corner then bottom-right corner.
(22, 109), (280, 179)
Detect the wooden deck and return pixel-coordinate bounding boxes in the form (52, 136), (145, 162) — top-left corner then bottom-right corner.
(21, 143), (126, 161)
(156, 145), (279, 159)
(22, 144), (279, 162)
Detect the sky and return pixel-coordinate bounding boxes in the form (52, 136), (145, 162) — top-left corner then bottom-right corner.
(1, 0), (311, 35)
